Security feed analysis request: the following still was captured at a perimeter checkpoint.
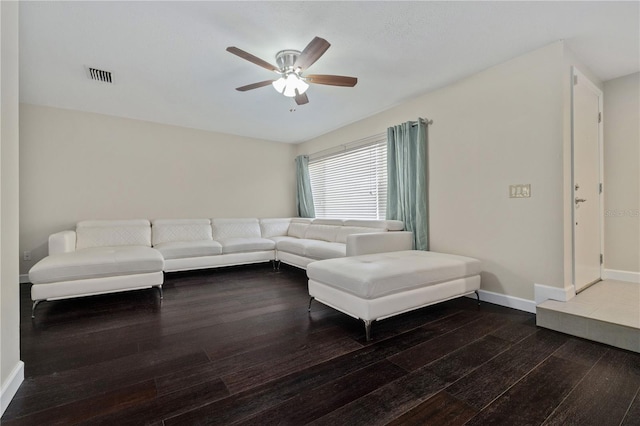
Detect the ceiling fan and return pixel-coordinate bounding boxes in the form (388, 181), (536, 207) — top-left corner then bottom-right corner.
(226, 36), (357, 106)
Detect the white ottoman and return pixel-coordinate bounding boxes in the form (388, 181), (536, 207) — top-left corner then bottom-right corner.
(307, 250), (482, 340)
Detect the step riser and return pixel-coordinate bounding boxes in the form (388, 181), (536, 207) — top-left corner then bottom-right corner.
(537, 307), (640, 353)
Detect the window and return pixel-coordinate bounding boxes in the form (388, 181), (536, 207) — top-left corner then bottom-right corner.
(308, 136), (387, 219)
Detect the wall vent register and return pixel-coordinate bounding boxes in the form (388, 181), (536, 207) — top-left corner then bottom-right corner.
(86, 66), (113, 83)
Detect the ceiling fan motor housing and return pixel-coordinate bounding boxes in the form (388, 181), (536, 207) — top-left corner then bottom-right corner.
(275, 50), (302, 73)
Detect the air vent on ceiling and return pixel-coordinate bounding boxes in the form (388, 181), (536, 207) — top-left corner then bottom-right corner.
(86, 66), (113, 83)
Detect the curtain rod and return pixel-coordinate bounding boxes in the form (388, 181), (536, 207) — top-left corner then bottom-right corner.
(305, 117), (432, 161)
(307, 132), (386, 161)
(411, 117), (433, 126)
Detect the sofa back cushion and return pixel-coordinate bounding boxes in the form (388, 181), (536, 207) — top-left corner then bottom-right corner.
(76, 219), (151, 249)
(212, 218), (261, 240)
(343, 219), (404, 231)
(152, 219), (212, 245)
(287, 218), (312, 238)
(336, 226), (381, 244)
(305, 224), (341, 242)
(259, 218), (291, 238)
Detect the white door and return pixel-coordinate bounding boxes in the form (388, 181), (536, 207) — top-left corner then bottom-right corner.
(572, 69), (603, 292)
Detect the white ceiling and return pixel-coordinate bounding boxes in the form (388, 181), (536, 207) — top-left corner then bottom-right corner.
(19, 1), (639, 144)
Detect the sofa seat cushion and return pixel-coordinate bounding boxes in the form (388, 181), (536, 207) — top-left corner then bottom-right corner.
(307, 250), (482, 299)
(29, 246), (164, 284)
(153, 241), (222, 260)
(268, 236), (298, 244)
(276, 239), (346, 260)
(276, 238), (306, 256)
(219, 238), (275, 254)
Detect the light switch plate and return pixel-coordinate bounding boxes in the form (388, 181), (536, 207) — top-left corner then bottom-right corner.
(510, 184), (531, 198)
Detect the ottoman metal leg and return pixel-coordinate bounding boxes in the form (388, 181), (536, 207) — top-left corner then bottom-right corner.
(474, 290), (481, 306)
(155, 285), (164, 300)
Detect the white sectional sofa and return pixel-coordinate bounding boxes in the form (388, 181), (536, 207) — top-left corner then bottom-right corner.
(28, 217), (412, 317)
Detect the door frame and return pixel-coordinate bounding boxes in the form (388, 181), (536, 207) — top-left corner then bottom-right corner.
(571, 66), (604, 291)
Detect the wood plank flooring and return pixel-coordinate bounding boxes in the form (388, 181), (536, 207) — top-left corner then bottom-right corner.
(4, 264), (640, 425)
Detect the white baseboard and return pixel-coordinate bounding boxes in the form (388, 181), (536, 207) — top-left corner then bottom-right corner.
(466, 289), (536, 314)
(1, 361), (24, 417)
(534, 283), (575, 305)
(603, 269), (640, 284)
(19, 274), (30, 284)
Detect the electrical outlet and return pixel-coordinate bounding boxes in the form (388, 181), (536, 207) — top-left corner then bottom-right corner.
(23, 251), (31, 261)
(509, 184), (531, 198)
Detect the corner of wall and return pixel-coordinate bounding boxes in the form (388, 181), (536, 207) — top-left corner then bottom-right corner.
(534, 282), (576, 305)
(1, 0), (24, 415)
(0, 361), (23, 417)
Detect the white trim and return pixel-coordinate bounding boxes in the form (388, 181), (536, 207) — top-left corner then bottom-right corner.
(1, 361), (24, 417)
(20, 274), (30, 284)
(466, 289), (536, 314)
(534, 283), (576, 304)
(603, 269), (640, 284)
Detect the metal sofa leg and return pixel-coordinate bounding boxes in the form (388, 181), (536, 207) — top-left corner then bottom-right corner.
(363, 319), (373, 342)
(31, 300), (43, 319)
(308, 296), (315, 312)
(156, 285), (164, 300)
(475, 290), (481, 306)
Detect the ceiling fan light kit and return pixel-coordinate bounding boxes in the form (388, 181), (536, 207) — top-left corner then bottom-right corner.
(226, 37), (357, 106)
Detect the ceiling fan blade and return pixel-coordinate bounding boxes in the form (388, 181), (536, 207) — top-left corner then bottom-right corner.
(295, 37), (330, 70)
(295, 90), (309, 105)
(226, 47), (280, 73)
(305, 74), (358, 87)
(235, 80), (275, 92)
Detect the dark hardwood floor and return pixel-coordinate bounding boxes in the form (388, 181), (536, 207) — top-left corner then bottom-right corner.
(4, 264), (640, 425)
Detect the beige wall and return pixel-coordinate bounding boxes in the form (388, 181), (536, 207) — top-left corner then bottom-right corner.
(299, 42), (567, 301)
(19, 104), (296, 274)
(603, 72), (640, 273)
(1, 0), (23, 412)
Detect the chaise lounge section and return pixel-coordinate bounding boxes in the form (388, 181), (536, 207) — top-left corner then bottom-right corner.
(29, 220), (165, 317)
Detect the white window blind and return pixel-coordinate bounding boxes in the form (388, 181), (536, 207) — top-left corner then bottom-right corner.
(308, 137), (387, 220)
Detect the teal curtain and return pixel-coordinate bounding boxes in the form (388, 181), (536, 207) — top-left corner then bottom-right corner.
(386, 119), (428, 250)
(295, 155), (316, 218)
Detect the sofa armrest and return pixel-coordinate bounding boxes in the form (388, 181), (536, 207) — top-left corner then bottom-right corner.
(346, 231), (413, 256)
(49, 230), (77, 255)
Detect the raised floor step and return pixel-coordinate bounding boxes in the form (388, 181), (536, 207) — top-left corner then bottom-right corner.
(536, 280), (639, 353)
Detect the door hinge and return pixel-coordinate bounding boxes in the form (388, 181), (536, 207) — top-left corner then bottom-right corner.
(573, 75), (578, 85)
(600, 254), (604, 265)
(598, 112), (602, 123)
